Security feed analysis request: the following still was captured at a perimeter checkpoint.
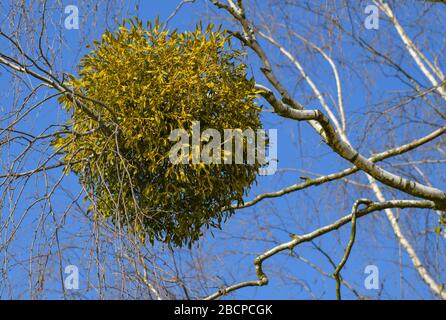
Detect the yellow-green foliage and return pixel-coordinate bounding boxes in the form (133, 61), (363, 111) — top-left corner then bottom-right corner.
(55, 19), (264, 247)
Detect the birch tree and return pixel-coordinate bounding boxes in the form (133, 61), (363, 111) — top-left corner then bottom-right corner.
(0, 0), (445, 299)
